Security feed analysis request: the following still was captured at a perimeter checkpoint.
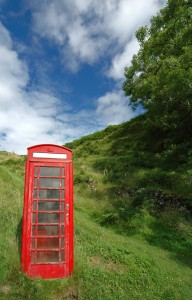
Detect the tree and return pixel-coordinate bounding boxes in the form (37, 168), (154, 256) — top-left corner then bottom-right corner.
(123, 0), (192, 141)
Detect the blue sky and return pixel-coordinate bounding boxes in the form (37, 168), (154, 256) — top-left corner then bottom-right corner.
(0, 0), (166, 154)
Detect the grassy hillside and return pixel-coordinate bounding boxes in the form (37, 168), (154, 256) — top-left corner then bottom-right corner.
(66, 114), (192, 229)
(0, 115), (192, 299)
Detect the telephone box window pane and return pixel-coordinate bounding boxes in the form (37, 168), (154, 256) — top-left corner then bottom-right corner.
(35, 167), (38, 176)
(38, 213), (59, 223)
(61, 179), (65, 188)
(37, 225), (59, 236)
(34, 178), (38, 188)
(33, 201), (37, 211)
(31, 239), (36, 249)
(33, 189), (37, 199)
(40, 167), (60, 177)
(61, 252), (64, 261)
(39, 189), (60, 199)
(61, 202), (64, 211)
(37, 238), (59, 249)
(32, 214), (36, 223)
(61, 190), (65, 199)
(38, 202), (60, 211)
(61, 214), (64, 223)
(61, 238), (64, 248)
(62, 168), (65, 176)
(37, 251), (59, 263)
(40, 178), (60, 188)
(31, 252), (35, 263)
(32, 225), (36, 236)
(61, 225), (64, 235)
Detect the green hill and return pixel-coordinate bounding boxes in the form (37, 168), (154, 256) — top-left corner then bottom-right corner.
(0, 115), (192, 299)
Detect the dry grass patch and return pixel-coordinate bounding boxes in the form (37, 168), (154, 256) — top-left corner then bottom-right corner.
(88, 256), (126, 274)
(0, 285), (11, 294)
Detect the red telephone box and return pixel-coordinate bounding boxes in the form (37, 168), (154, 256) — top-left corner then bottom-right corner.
(21, 144), (74, 279)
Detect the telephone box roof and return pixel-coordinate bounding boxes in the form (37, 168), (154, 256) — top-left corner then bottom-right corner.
(27, 144), (72, 152)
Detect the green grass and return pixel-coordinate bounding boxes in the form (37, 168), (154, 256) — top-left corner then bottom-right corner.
(75, 208), (192, 300)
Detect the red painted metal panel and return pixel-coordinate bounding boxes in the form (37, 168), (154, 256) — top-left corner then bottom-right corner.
(21, 144), (74, 279)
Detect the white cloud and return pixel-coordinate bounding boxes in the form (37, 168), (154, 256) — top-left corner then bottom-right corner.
(0, 24), (12, 48)
(108, 37), (140, 80)
(0, 46), (28, 89)
(30, 0), (166, 72)
(96, 90), (135, 125)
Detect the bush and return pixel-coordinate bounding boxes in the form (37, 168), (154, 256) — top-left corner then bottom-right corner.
(137, 169), (178, 189)
(74, 169), (89, 185)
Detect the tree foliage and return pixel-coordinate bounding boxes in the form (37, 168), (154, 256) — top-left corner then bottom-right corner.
(123, 0), (192, 139)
